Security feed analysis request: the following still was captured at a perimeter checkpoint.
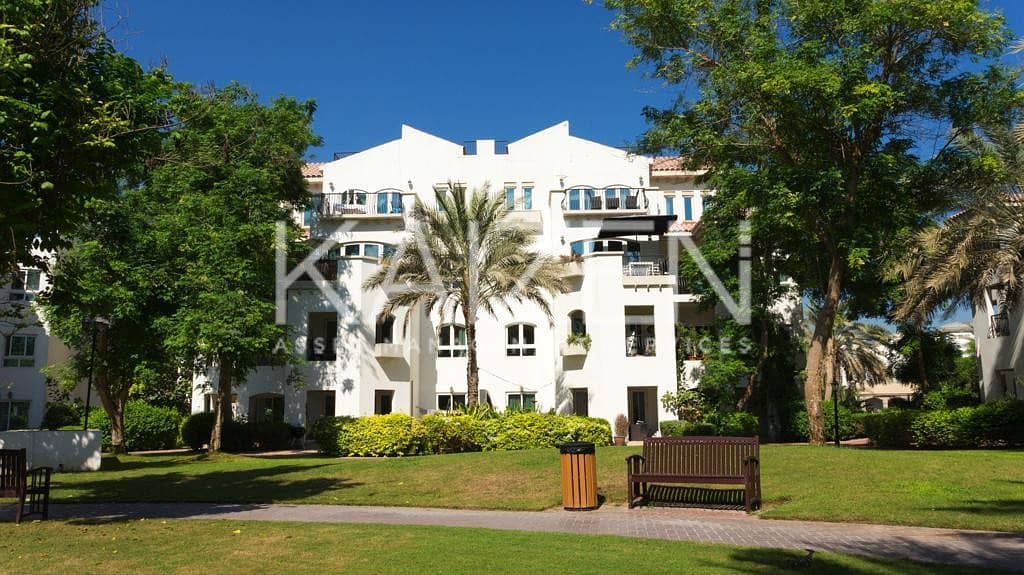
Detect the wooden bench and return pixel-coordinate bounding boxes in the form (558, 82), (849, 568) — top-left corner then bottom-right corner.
(626, 436), (761, 513)
(1, 448), (52, 523)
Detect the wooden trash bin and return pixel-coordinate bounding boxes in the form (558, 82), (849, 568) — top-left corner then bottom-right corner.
(559, 441), (598, 510)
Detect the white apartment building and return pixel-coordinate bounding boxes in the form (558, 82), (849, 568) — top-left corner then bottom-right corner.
(191, 122), (718, 440)
(972, 286), (1024, 401)
(0, 266), (59, 429)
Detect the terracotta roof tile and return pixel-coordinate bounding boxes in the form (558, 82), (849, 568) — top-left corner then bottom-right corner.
(302, 162), (325, 178)
(651, 156), (685, 171)
(669, 220), (698, 233)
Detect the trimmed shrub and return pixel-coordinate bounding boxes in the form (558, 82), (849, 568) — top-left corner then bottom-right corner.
(715, 412), (760, 436)
(861, 409), (920, 448)
(660, 413), (758, 437)
(309, 416), (355, 456)
(911, 408), (974, 448)
(249, 421), (294, 451)
(682, 421), (718, 436)
(420, 414), (487, 453)
(41, 401), (81, 430)
(180, 412), (216, 451)
(87, 401), (181, 451)
(967, 399), (1024, 446)
(343, 413), (425, 457)
(660, 420), (686, 437)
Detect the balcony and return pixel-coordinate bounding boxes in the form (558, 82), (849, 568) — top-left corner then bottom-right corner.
(560, 342), (588, 357)
(317, 191), (403, 220)
(374, 343), (404, 359)
(989, 312), (1010, 338)
(622, 258), (676, 288)
(507, 209), (542, 232)
(563, 187), (648, 216)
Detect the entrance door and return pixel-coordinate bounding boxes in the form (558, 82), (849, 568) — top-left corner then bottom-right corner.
(626, 387), (658, 441)
(374, 390), (394, 415)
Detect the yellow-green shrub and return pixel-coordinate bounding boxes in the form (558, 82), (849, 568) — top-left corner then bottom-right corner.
(342, 413), (425, 457)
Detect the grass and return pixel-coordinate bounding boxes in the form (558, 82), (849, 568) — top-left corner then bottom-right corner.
(44, 445), (1024, 532)
(0, 520), (1007, 575)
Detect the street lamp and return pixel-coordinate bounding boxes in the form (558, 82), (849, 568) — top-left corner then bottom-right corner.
(833, 378), (841, 448)
(82, 316), (109, 430)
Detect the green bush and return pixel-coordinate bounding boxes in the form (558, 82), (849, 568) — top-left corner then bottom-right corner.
(86, 401), (182, 451)
(41, 401), (81, 430)
(660, 413), (758, 437)
(180, 412), (216, 450)
(682, 421), (718, 436)
(420, 414), (487, 453)
(861, 409), (920, 448)
(309, 416), (355, 456)
(660, 420), (686, 437)
(487, 412), (611, 451)
(967, 399), (1024, 446)
(343, 413), (425, 457)
(911, 408), (974, 448)
(792, 402), (859, 442)
(714, 412), (760, 436)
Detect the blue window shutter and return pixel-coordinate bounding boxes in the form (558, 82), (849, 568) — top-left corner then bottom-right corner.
(683, 196), (693, 220)
(523, 187), (533, 210)
(666, 198), (674, 216)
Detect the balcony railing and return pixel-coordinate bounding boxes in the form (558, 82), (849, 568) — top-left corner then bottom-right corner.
(316, 191), (403, 218)
(990, 312), (1010, 337)
(563, 187), (648, 213)
(623, 258), (669, 277)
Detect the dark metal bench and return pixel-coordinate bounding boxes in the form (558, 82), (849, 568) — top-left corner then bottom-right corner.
(1, 448), (52, 523)
(626, 436), (761, 512)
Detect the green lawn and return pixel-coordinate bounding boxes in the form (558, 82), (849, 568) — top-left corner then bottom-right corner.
(46, 445), (1024, 532)
(0, 520), (1006, 575)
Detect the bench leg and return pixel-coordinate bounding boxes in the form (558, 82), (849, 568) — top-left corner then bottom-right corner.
(15, 492), (24, 524)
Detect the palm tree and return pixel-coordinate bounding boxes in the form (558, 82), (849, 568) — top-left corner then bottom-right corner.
(363, 185), (570, 405)
(806, 303), (891, 396)
(892, 122), (1024, 326)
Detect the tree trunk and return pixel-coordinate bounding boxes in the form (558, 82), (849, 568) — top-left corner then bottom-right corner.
(738, 314), (770, 411)
(465, 321), (479, 406)
(210, 356), (233, 452)
(915, 328), (930, 392)
(90, 327), (130, 453)
(804, 251), (844, 445)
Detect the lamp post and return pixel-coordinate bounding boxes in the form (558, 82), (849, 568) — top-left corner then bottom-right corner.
(833, 379), (841, 448)
(5, 390), (12, 432)
(82, 316), (109, 430)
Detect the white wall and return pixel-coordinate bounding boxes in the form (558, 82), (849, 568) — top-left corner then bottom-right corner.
(0, 430), (102, 471)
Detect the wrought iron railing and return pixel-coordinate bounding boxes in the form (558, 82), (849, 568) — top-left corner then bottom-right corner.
(316, 191), (403, 217)
(990, 312), (1010, 337)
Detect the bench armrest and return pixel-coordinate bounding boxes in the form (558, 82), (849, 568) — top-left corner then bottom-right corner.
(626, 454), (644, 475)
(28, 466), (52, 490)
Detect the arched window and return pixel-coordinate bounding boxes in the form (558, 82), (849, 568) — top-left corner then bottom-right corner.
(375, 315), (395, 344)
(506, 323), (536, 356)
(569, 311), (586, 336)
(250, 393), (284, 424)
(438, 324), (467, 357)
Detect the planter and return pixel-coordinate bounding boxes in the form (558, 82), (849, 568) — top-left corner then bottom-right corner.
(613, 435), (626, 446)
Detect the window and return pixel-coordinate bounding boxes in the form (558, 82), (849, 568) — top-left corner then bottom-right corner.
(376, 191), (403, 214)
(584, 188), (597, 209)
(307, 312), (337, 361)
(303, 208), (313, 227)
(0, 401), (30, 430)
(374, 390), (394, 415)
(9, 269), (40, 301)
(683, 196), (694, 220)
(345, 244), (361, 257)
(624, 306), (656, 357)
(522, 185), (533, 209)
(568, 189), (581, 211)
(3, 335), (36, 367)
(250, 394), (284, 423)
(569, 311), (586, 336)
(364, 244), (380, 259)
(506, 324), (536, 356)
(438, 324), (467, 357)
(605, 188), (619, 209)
(375, 315), (395, 344)
(507, 392), (536, 411)
(437, 393), (466, 411)
(505, 185), (516, 210)
(571, 388), (589, 417)
(665, 196), (675, 216)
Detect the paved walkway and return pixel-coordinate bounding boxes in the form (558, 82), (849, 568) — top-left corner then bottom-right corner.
(9, 503), (1021, 571)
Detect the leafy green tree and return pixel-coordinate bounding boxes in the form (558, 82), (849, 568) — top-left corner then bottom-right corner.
(605, 0), (1017, 443)
(0, 0), (172, 272)
(805, 303), (891, 395)
(147, 84), (319, 451)
(889, 326), (962, 393)
(364, 186), (569, 406)
(39, 194), (175, 452)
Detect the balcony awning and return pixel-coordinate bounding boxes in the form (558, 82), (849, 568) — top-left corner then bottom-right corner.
(597, 215), (677, 239)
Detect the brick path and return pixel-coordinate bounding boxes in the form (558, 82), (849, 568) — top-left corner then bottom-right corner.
(10, 502), (1021, 571)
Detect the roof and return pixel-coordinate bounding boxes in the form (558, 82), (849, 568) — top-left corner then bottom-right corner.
(669, 220), (699, 234)
(597, 215), (678, 238)
(937, 322), (973, 334)
(301, 162), (325, 178)
(651, 156), (686, 172)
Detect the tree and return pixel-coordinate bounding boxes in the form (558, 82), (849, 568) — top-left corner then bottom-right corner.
(0, 0), (172, 272)
(889, 327), (963, 393)
(605, 0), (1016, 443)
(39, 194), (175, 452)
(893, 121), (1024, 327)
(364, 186), (569, 406)
(806, 303), (891, 396)
(147, 84), (319, 452)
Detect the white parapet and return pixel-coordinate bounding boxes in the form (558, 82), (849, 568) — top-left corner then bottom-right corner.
(0, 430), (103, 471)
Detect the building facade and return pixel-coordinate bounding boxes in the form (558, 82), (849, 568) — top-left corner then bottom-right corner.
(190, 122), (719, 439)
(972, 287), (1024, 401)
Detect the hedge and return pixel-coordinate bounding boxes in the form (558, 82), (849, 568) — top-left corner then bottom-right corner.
(659, 412), (759, 438)
(791, 402), (860, 442)
(179, 412), (299, 452)
(88, 401), (182, 451)
(312, 412), (612, 457)
(862, 400), (1024, 449)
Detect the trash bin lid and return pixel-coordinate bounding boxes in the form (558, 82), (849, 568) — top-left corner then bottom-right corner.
(558, 441), (595, 454)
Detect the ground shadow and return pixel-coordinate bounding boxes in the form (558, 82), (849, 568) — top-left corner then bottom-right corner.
(931, 498), (1024, 517)
(644, 485), (746, 510)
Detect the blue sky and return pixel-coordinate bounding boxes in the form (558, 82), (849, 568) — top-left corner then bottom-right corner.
(108, 0), (1022, 159)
